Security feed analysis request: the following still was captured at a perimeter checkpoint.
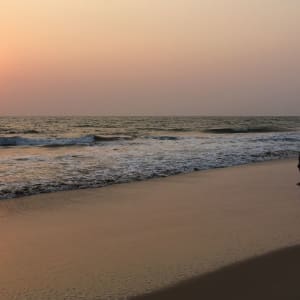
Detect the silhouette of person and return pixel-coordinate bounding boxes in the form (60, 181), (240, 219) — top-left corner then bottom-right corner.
(298, 153), (300, 186)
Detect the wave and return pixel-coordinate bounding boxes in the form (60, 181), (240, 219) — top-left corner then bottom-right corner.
(75, 124), (96, 128)
(204, 127), (288, 134)
(0, 129), (41, 134)
(21, 130), (40, 134)
(251, 149), (298, 159)
(0, 135), (132, 147)
(0, 134), (181, 147)
(147, 136), (180, 141)
(1, 149), (298, 200)
(137, 127), (190, 132)
(94, 135), (132, 142)
(166, 128), (190, 132)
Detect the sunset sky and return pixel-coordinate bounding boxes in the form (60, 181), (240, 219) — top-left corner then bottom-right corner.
(1, 0), (299, 115)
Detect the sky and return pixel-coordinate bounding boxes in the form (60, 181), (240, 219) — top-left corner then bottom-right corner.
(0, 0), (299, 116)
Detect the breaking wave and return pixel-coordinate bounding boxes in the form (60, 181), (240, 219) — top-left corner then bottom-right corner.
(0, 135), (132, 147)
(0, 116), (299, 200)
(204, 127), (288, 134)
(147, 136), (180, 141)
(0, 129), (41, 134)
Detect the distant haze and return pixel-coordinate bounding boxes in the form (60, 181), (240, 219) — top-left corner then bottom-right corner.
(1, 1), (299, 116)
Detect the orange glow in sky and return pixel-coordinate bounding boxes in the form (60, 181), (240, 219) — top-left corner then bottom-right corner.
(1, 1), (300, 115)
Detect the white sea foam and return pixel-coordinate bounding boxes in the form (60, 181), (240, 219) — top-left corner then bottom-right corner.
(0, 116), (299, 199)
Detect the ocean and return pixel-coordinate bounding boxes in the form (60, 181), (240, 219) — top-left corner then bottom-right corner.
(0, 116), (299, 200)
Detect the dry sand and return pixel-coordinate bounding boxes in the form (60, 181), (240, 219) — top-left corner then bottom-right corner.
(0, 159), (299, 299)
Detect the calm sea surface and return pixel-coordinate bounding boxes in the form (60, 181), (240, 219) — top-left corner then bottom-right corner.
(0, 116), (299, 199)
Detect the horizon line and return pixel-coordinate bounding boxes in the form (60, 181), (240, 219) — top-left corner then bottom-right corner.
(0, 114), (299, 118)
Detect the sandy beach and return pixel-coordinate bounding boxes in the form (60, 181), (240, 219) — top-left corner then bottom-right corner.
(133, 245), (300, 300)
(0, 159), (299, 299)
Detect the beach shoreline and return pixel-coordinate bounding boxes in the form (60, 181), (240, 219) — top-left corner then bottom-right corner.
(1, 116), (298, 201)
(0, 159), (299, 299)
(0, 156), (296, 206)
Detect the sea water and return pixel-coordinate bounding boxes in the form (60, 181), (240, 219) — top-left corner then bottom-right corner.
(0, 116), (299, 199)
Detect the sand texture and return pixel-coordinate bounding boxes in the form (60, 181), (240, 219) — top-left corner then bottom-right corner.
(133, 245), (300, 300)
(0, 159), (299, 299)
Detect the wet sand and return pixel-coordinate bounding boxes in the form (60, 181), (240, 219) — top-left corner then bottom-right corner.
(0, 159), (299, 299)
(133, 245), (300, 300)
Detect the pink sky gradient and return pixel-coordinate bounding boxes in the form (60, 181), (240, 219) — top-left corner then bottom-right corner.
(1, 1), (299, 115)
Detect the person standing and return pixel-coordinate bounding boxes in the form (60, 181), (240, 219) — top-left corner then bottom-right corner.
(298, 153), (300, 186)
